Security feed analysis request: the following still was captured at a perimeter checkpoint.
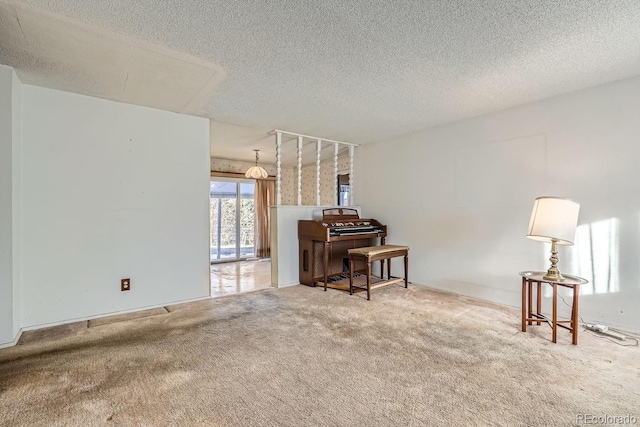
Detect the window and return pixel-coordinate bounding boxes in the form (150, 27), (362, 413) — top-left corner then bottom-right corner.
(210, 179), (255, 262)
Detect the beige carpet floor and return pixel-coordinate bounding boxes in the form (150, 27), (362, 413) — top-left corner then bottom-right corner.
(1, 284), (638, 426)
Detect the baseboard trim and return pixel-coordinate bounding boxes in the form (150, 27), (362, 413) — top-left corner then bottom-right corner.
(0, 329), (23, 349)
(274, 281), (300, 288)
(10, 294), (212, 347)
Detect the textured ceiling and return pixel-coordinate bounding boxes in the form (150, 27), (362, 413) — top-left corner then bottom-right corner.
(2, 0), (640, 164)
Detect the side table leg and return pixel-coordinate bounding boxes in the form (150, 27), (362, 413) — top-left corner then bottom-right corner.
(552, 283), (558, 343)
(527, 280), (533, 326)
(521, 277), (527, 332)
(572, 285), (580, 345)
(536, 282), (542, 325)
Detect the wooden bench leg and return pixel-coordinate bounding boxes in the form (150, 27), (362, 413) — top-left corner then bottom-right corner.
(366, 260), (371, 301)
(404, 255), (408, 288)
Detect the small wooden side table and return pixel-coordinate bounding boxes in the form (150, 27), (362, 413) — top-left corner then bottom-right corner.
(520, 271), (588, 345)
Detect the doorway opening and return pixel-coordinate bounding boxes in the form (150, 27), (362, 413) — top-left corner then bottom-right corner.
(209, 176), (273, 299)
(210, 259), (271, 298)
(337, 172), (350, 206)
(209, 179), (255, 263)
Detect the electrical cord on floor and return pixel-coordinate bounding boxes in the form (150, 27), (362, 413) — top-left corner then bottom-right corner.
(583, 330), (638, 346)
(557, 294), (639, 346)
(557, 294), (586, 324)
(610, 328), (640, 340)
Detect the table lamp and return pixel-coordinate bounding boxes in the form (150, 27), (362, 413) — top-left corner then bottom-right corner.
(526, 196), (580, 282)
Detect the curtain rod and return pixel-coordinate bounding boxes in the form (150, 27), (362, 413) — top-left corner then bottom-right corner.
(210, 171), (275, 181)
(270, 129), (360, 147)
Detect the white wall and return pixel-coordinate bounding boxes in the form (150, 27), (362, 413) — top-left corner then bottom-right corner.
(0, 65), (15, 344)
(0, 65), (22, 346)
(11, 66), (22, 339)
(358, 75), (640, 333)
(20, 85), (211, 328)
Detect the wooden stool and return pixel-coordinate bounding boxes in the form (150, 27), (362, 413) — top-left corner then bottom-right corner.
(348, 245), (409, 300)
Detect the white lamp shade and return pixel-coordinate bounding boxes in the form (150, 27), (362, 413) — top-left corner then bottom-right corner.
(526, 196), (580, 245)
(245, 166), (268, 179)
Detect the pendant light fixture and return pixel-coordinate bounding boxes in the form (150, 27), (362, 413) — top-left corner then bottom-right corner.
(245, 149), (268, 179)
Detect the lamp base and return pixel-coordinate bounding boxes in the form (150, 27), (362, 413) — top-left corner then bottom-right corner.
(543, 239), (565, 282)
(543, 269), (565, 282)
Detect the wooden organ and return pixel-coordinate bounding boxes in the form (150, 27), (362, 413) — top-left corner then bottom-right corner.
(298, 208), (387, 289)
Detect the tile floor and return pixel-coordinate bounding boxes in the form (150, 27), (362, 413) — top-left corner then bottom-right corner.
(210, 259), (273, 298)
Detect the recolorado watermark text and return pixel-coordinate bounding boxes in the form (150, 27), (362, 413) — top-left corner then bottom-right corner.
(576, 414), (637, 425)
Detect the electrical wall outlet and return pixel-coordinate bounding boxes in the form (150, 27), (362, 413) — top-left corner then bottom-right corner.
(121, 278), (131, 291)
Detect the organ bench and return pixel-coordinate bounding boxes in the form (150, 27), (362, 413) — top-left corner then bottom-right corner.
(348, 245), (409, 300)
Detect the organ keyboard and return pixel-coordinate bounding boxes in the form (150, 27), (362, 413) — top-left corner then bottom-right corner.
(298, 208), (387, 288)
